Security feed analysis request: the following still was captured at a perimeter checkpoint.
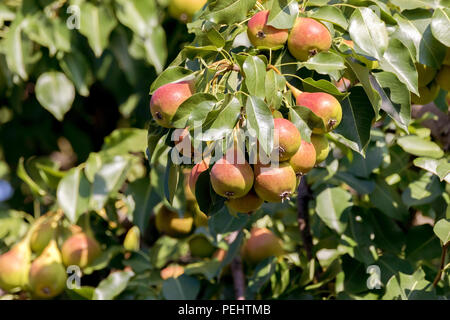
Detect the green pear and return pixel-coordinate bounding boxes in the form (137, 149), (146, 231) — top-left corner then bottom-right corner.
(0, 238), (31, 292)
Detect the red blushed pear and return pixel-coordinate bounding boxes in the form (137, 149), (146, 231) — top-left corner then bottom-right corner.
(189, 159), (210, 198)
(210, 148), (254, 199)
(226, 190), (264, 214)
(288, 17), (332, 61)
(289, 140), (316, 176)
(254, 162), (297, 203)
(295, 91), (342, 133)
(273, 118), (302, 162)
(150, 81), (194, 128)
(247, 10), (289, 49)
(242, 227), (284, 264)
(61, 232), (101, 269)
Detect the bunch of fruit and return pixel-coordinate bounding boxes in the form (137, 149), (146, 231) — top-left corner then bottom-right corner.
(0, 212), (101, 299)
(411, 48), (450, 105)
(149, 9), (343, 214)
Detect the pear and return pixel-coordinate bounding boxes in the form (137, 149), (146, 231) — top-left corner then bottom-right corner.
(29, 240), (67, 299)
(30, 215), (57, 253)
(0, 238), (31, 292)
(61, 232), (101, 269)
(123, 226), (140, 252)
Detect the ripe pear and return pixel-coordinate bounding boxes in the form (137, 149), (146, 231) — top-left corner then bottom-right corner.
(30, 216), (56, 253)
(310, 134), (329, 164)
(150, 81), (194, 128)
(123, 226), (140, 252)
(28, 240), (67, 299)
(288, 17), (332, 61)
(416, 63), (437, 87)
(226, 190), (263, 214)
(247, 10), (289, 49)
(436, 66), (450, 91)
(289, 140), (317, 175)
(210, 149), (254, 199)
(0, 238), (31, 292)
(242, 227), (284, 264)
(188, 234), (215, 258)
(254, 162), (297, 203)
(411, 82), (440, 105)
(296, 92), (342, 133)
(155, 205), (194, 238)
(189, 159), (209, 198)
(273, 118), (302, 161)
(61, 232), (101, 269)
(168, 0), (206, 23)
(160, 265), (184, 280)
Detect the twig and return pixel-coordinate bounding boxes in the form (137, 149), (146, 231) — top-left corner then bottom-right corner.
(297, 176), (313, 261)
(433, 242), (449, 287)
(227, 230), (246, 300)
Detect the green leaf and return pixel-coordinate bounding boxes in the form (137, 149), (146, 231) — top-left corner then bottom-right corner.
(433, 219), (450, 245)
(172, 93), (217, 128)
(265, 69), (285, 110)
(150, 67), (194, 94)
(201, 95), (241, 141)
(248, 257), (277, 293)
(115, 0), (166, 73)
(389, 0), (448, 11)
(401, 173), (443, 206)
(369, 178), (408, 221)
(372, 71), (410, 132)
(35, 71), (75, 121)
(79, 2), (117, 57)
(291, 105), (325, 136)
(431, 8), (450, 47)
(59, 50), (93, 97)
(397, 135), (444, 159)
(90, 156), (131, 211)
(56, 166), (90, 223)
(334, 172), (375, 194)
(243, 56), (266, 98)
(162, 275), (200, 300)
(315, 187), (352, 234)
(302, 52), (346, 77)
(267, 0), (299, 29)
(332, 86), (375, 154)
(17, 158), (47, 197)
(383, 268), (436, 300)
(347, 143), (383, 178)
(349, 7), (388, 61)
(308, 6), (348, 30)
(379, 38), (418, 95)
(101, 128), (148, 156)
(406, 225), (441, 262)
(288, 107), (312, 143)
(93, 270), (134, 300)
(300, 77), (347, 99)
(413, 157), (450, 183)
(201, 0), (257, 25)
(245, 96), (274, 156)
(164, 155), (179, 205)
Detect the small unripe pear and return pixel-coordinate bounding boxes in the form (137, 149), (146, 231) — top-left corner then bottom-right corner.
(416, 63), (437, 87)
(29, 240), (67, 299)
(273, 118), (302, 161)
(155, 206), (194, 238)
(61, 232), (101, 269)
(188, 234), (215, 258)
(160, 265), (184, 280)
(310, 134), (329, 164)
(289, 140), (317, 175)
(30, 216), (56, 253)
(242, 227), (283, 264)
(150, 81), (194, 128)
(226, 190), (263, 214)
(189, 159), (209, 198)
(168, 0), (206, 23)
(411, 83), (440, 105)
(210, 149), (254, 199)
(296, 92), (342, 133)
(247, 10), (289, 49)
(0, 239), (31, 292)
(436, 66), (450, 91)
(254, 162), (297, 203)
(288, 17), (331, 61)
(123, 226), (140, 252)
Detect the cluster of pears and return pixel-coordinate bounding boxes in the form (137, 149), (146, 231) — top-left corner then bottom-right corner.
(411, 49), (450, 105)
(247, 10), (332, 61)
(0, 213), (101, 299)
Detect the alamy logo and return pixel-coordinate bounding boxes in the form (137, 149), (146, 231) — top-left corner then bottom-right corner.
(366, 265), (382, 289)
(66, 265), (82, 289)
(66, 5), (80, 30)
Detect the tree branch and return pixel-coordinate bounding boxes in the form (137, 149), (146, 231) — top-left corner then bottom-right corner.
(433, 242), (449, 287)
(227, 230), (246, 300)
(297, 176), (313, 260)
